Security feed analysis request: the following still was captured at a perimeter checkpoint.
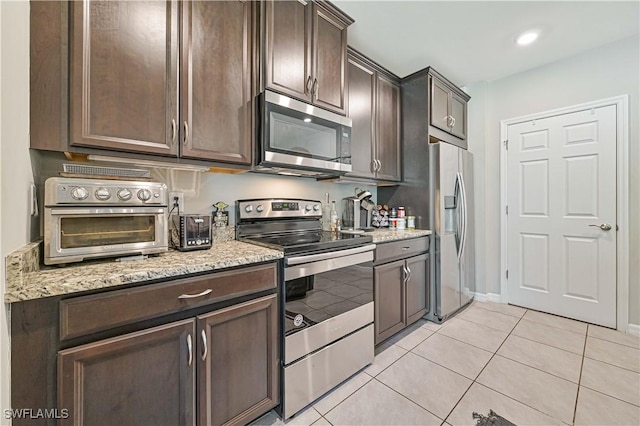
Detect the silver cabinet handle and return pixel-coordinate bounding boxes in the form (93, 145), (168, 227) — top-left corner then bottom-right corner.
(312, 78), (318, 101)
(187, 334), (193, 366)
(451, 116), (456, 127)
(373, 159), (381, 172)
(589, 223), (612, 231)
(401, 246), (410, 251)
(377, 159), (382, 172)
(401, 265), (408, 284)
(306, 76), (313, 94)
(201, 329), (208, 361)
(183, 121), (189, 146)
(178, 289), (212, 299)
(406, 265), (412, 283)
(171, 119), (177, 144)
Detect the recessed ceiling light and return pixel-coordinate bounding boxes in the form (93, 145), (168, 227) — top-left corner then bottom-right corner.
(517, 31), (539, 46)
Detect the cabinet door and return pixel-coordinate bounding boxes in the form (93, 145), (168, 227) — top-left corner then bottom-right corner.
(405, 253), (429, 325)
(374, 260), (406, 345)
(346, 56), (376, 178)
(375, 75), (401, 181)
(264, 0), (311, 102)
(312, 3), (348, 114)
(430, 77), (450, 134)
(58, 320), (195, 426)
(450, 92), (467, 140)
(198, 294), (279, 426)
(181, 0), (253, 164)
(70, 0), (179, 156)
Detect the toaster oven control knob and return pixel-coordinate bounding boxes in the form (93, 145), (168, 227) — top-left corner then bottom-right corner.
(313, 204), (321, 212)
(256, 204), (264, 213)
(305, 204), (312, 212)
(244, 204), (253, 213)
(70, 186), (89, 200)
(137, 189), (152, 202)
(95, 187), (111, 201)
(117, 188), (132, 201)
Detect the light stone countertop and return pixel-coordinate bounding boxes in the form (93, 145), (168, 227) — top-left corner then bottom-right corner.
(368, 228), (432, 243)
(5, 228), (431, 303)
(5, 240), (283, 303)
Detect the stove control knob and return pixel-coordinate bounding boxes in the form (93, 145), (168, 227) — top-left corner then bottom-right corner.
(245, 204), (253, 213)
(256, 204), (264, 213)
(95, 187), (111, 201)
(305, 204), (312, 212)
(137, 189), (152, 202)
(313, 204), (321, 212)
(117, 188), (132, 201)
(70, 186), (88, 201)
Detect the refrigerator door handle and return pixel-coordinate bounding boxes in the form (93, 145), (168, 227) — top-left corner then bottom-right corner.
(455, 172), (464, 260)
(459, 171), (468, 260)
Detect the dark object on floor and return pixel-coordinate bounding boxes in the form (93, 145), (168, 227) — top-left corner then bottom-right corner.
(473, 409), (517, 426)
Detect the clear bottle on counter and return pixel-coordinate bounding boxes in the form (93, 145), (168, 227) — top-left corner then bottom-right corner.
(322, 192), (331, 231)
(330, 201), (338, 232)
(389, 218), (397, 230)
(397, 217), (406, 230)
(407, 216), (416, 229)
(397, 206), (405, 218)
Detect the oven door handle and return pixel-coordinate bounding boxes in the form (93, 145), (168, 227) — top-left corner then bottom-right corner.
(285, 250), (374, 281)
(285, 244), (377, 266)
(49, 207), (167, 215)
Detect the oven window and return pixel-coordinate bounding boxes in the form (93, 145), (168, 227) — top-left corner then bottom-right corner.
(285, 263), (373, 335)
(60, 216), (156, 248)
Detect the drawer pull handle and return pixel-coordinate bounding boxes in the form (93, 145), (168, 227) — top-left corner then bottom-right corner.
(402, 247), (410, 250)
(201, 329), (208, 361)
(178, 289), (213, 299)
(187, 334), (193, 366)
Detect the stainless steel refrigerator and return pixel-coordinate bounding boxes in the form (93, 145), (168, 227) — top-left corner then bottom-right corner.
(427, 142), (475, 321)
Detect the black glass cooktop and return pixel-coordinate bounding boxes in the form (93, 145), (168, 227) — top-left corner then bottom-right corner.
(240, 230), (373, 256)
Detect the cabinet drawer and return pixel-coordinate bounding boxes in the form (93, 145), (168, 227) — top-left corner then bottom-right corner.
(374, 237), (428, 264)
(59, 262), (278, 340)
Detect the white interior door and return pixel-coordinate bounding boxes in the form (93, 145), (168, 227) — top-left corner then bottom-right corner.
(506, 105), (617, 327)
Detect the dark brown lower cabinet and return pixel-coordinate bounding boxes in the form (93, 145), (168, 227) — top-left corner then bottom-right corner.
(198, 294), (279, 426)
(374, 252), (429, 345)
(58, 320), (196, 426)
(374, 260), (406, 344)
(57, 294), (279, 426)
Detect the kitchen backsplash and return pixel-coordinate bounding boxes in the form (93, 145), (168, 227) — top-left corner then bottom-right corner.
(163, 170), (376, 226)
(31, 151), (376, 231)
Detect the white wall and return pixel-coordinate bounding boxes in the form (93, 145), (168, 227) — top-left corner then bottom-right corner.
(468, 36), (640, 325)
(161, 170), (376, 224)
(1, 1), (32, 423)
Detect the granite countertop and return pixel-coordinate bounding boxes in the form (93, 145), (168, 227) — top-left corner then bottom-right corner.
(5, 240), (283, 303)
(369, 228), (432, 243)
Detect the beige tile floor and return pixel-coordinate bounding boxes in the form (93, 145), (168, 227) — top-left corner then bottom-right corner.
(253, 300), (640, 426)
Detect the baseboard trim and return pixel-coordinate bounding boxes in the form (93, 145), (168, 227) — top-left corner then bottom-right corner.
(627, 323), (640, 336)
(472, 292), (501, 303)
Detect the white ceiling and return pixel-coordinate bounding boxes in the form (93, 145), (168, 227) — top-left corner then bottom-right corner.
(332, 1), (640, 86)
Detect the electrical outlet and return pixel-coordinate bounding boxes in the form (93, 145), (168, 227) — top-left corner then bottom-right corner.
(169, 192), (184, 214)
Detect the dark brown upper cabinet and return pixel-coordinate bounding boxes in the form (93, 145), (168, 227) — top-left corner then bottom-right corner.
(263, 0), (352, 115)
(70, 0), (180, 156)
(346, 49), (401, 182)
(64, 0), (254, 164)
(180, 0), (254, 164)
(427, 68), (470, 148)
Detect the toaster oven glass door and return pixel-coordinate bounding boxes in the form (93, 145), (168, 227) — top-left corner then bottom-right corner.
(59, 216), (156, 248)
(46, 207), (168, 261)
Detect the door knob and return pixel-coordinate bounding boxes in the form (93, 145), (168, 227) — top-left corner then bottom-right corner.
(589, 223), (612, 231)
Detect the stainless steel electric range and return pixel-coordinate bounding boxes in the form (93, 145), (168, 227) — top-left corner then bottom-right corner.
(236, 199), (375, 419)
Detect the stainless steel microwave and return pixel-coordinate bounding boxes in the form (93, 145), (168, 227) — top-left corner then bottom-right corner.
(257, 90), (352, 177)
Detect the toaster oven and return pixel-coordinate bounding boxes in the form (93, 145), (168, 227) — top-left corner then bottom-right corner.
(44, 177), (169, 265)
